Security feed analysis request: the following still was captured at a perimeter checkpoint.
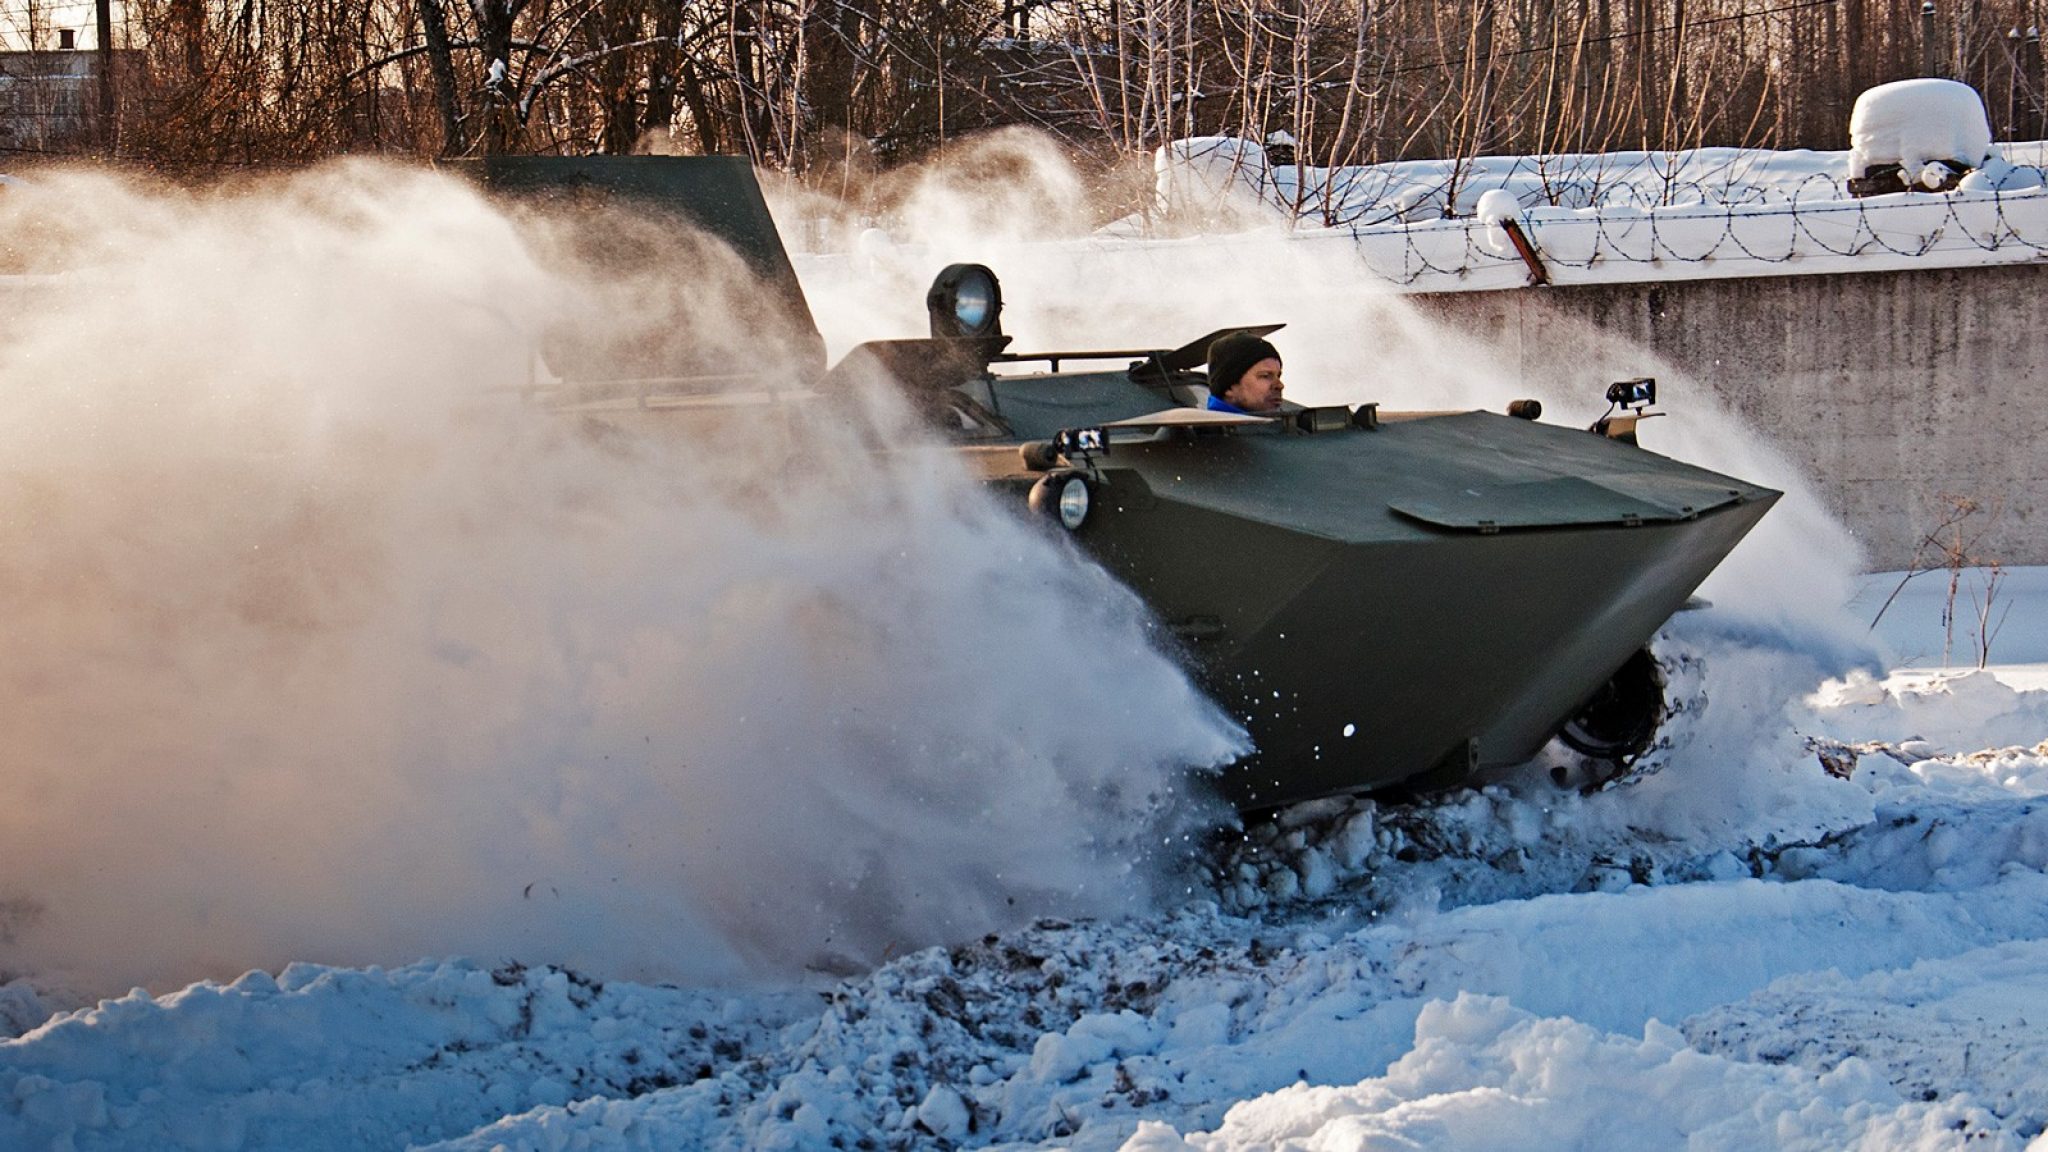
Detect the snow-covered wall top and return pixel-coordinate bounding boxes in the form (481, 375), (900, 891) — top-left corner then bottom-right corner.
(1147, 84), (2048, 293)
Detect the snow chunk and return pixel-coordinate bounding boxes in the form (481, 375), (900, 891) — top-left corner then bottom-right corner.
(0, 981), (53, 1039)
(1027, 1009), (1161, 1083)
(1959, 156), (2045, 193)
(913, 1083), (971, 1139)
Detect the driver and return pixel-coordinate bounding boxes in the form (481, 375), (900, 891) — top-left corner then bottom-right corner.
(1204, 332), (1285, 414)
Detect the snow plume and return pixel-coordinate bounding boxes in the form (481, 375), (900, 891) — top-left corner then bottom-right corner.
(0, 163), (1244, 996)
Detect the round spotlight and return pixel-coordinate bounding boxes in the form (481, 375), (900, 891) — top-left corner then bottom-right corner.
(926, 263), (1004, 340)
(953, 277), (995, 330)
(1056, 475), (1090, 530)
(1028, 471), (1091, 531)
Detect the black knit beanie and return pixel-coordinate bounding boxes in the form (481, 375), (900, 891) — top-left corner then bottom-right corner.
(1206, 332), (1281, 397)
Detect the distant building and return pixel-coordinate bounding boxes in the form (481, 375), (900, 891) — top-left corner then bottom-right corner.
(0, 39), (138, 154)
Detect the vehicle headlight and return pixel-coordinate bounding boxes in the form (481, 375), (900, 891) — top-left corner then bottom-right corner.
(1056, 474), (1090, 530)
(926, 263), (1004, 340)
(1028, 471), (1091, 531)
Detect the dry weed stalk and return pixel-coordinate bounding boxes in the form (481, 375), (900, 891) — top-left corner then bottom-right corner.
(1871, 493), (2012, 669)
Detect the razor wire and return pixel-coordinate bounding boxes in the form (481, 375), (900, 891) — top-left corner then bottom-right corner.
(1158, 143), (2048, 289)
(1356, 183), (2048, 288)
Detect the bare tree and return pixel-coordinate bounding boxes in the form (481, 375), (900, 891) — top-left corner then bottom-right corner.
(21, 0), (2047, 205)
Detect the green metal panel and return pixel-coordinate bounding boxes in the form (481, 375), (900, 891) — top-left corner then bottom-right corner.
(1388, 475), (1731, 530)
(1071, 456), (1775, 807)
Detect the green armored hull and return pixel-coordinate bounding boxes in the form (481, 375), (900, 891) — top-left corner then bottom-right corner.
(971, 374), (1775, 807)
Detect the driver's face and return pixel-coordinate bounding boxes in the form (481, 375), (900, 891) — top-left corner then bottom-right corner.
(1225, 357), (1285, 412)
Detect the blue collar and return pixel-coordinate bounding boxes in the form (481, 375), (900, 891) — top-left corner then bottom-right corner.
(1205, 394), (1250, 414)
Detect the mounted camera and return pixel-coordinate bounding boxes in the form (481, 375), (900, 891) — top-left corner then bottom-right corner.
(1605, 377), (1657, 411)
(1593, 377), (1660, 443)
(1052, 426), (1107, 456)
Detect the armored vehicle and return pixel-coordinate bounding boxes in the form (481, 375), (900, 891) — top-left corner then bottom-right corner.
(470, 155), (1779, 813)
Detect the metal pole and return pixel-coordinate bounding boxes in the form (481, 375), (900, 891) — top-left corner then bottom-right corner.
(94, 0), (114, 154)
(1923, 1), (1939, 77)
(2031, 27), (2043, 139)
(2009, 28), (2022, 136)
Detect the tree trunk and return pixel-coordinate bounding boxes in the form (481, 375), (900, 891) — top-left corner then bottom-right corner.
(731, 0), (763, 160)
(476, 0), (520, 154)
(597, 0), (642, 153)
(96, 0), (116, 154)
(677, 56), (722, 154)
(416, 0), (465, 156)
(642, 2), (682, 145)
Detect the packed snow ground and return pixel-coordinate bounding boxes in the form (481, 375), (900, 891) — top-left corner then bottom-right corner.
(4, 565), (2046, 1151)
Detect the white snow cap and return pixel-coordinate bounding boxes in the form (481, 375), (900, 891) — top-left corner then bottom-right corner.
(1474, 187), (1521, 225)
(1474, 188), (1525, 256)
(1848, 79), (1995, 182)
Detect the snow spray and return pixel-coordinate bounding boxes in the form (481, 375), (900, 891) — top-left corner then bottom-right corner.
(786, 132), (1884, 847)
(0, 163), (1243, 996)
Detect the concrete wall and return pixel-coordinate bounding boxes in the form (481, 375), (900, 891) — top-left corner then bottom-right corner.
(1409, 263), (2048, 571)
